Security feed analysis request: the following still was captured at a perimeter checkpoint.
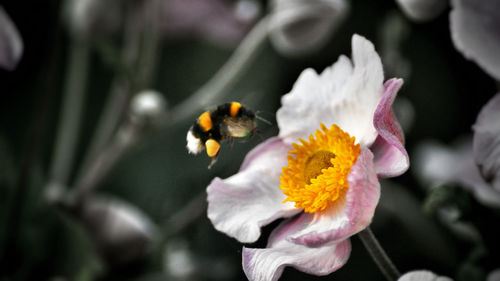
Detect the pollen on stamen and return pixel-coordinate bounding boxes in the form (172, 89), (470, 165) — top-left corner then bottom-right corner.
(280, 124), (361, 213)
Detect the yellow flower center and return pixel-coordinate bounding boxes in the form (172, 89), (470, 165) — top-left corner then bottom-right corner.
(280, 124), (361, 213)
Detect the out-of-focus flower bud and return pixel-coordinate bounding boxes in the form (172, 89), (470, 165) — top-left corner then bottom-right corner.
(268, 0), (348, 57)
(79, 196), (157, 265)
(450, 0), (500, 80)
(0, 6), (23, 70)
(65, 0), (122, 39)
(488, 269), (500, 281)
(163, 238), (237, 280)
(160, 0), (260, 47)
(398, 270), (453, 281)
(164, 239), (196, 279)
(129, 90), (168, 127)
(234, 0), (261, 24)
(395, 0), (448, 22)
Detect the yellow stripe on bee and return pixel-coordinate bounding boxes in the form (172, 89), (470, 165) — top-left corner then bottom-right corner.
(230, 102), (242, 117)
(198, 111), (212, 131)
(205, 139), (220, 157)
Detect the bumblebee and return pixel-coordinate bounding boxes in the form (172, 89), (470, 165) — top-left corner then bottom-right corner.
(186, 102), (258, 168)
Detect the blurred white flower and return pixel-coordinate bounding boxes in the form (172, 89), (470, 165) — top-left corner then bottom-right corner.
(268, 0), (348, 56)
(398, 270), (453, 281)
(450, 0), (500, 80)
(414, 94), (500, 208)
(488, 269), (500, 281)
(0, 5), (23, 70)
(394, 0), (500, 81)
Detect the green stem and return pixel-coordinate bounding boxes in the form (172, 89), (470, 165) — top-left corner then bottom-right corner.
(136, 0), (162, 90)
(168, 16), (269, 125)
(73, 122), (139, 201)
(73, 0), (162, 195)
(358, 227), (401, 281)
(49, 38), (90, 186)
(73, 6), (141, 191)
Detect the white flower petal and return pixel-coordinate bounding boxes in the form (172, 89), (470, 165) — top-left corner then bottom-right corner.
(243, 238), (351, 281)
(277, 34), (384, 147)
(0, 6), (23, 71)
(207, 137), (300, 243)
(450, 0), (500, 80)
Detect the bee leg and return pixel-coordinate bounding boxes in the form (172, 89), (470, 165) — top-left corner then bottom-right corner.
(208, 157), (218, 169)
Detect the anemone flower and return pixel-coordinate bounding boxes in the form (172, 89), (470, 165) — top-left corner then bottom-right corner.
(207, 34), (409, 281)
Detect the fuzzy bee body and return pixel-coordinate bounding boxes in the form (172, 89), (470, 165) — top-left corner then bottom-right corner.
(186, 102), (257, 167)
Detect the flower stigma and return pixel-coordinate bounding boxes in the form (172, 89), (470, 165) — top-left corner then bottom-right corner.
(280, 124), (361, 213)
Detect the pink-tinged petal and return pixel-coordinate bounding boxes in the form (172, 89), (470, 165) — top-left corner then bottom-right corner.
(242, 238), (351, 281)
(257, 149), (378, 248)
(207, 137), (300, 243)
(450, 0), (500, 80)
(277, 34), (384, 147)
(473, 93), (500, 192)
(0, 6), (23, 70)
(372, 78), (410, 178)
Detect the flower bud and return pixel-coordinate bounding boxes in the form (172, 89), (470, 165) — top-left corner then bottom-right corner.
(129, 90), (168, 126)
(164, 239), (196, 279)
(488, 269), (500, 281)
(395, 0), (448, 22)
(268, 0), (348, 57)
(0, 6), (23, 70)
(79, 196), (157, 265)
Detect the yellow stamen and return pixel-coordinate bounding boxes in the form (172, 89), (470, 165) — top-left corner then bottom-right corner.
(280, 124), (361, 213)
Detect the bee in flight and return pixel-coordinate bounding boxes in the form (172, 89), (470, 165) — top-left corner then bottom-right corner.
(186, 102), (261, 168)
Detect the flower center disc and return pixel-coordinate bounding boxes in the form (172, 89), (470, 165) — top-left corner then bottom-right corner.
(280, 124), (361, 213)
(303, 151), (335, 184)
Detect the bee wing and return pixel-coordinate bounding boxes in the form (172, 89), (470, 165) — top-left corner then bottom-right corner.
(221, 118), (255, 138)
